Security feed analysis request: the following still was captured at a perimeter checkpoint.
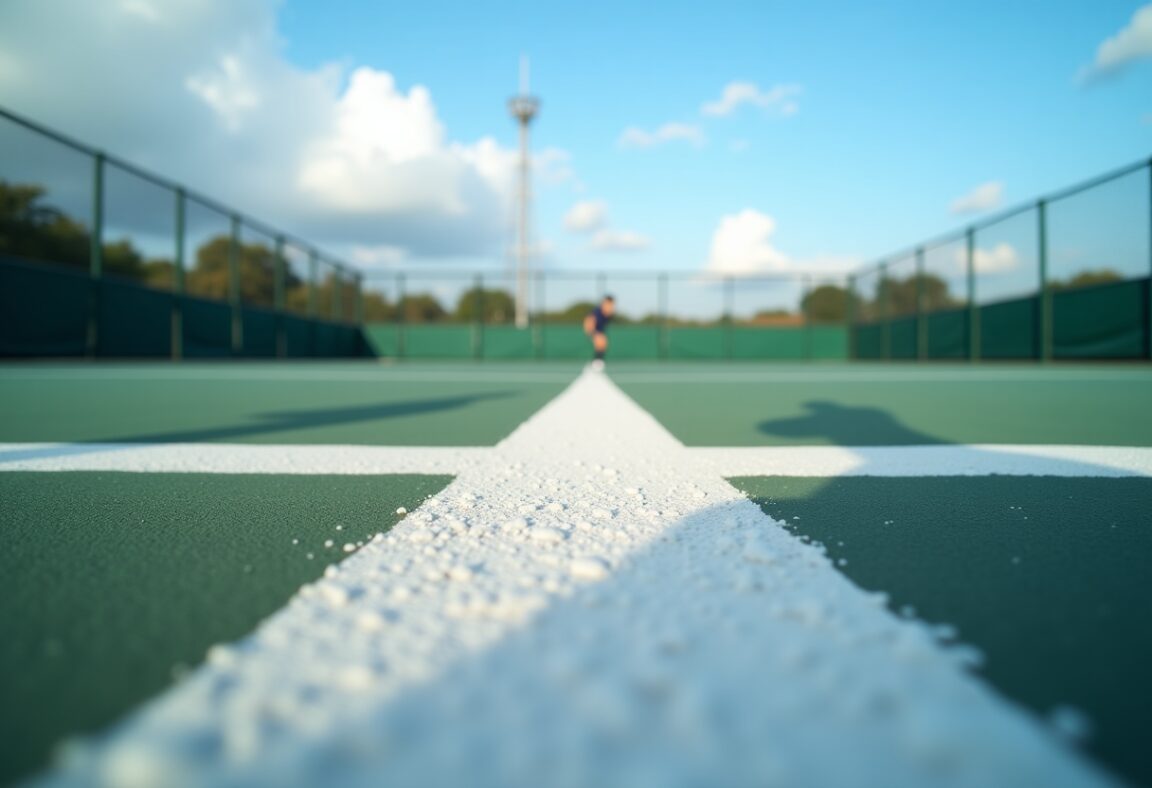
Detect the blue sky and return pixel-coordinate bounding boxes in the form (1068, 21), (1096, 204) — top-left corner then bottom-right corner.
(0, 0), (1150, 302)
(277, 0), (1152, 271)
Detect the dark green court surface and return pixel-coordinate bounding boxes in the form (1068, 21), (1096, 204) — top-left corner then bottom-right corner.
(732, 475), (1152, 787)
(0, 471), (452, 785)
(0, 363), (576, 446)
(612, 364), (1152, 446)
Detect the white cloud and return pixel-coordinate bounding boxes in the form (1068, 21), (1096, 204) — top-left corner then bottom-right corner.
(590, 229), (650, 253)
(954, 243), (1019, 274)
(701, 82), (802, 117)
(706, 209), (790, 275)
(618, 122), (705, 149)
(950, 181), (1004, 215)
(729, 139), (751, 153)
(1082, 4), (1152, 80)
(704, 209), (856, 276)
(564, 200), (607, 233)
(0, 0), (572, 262)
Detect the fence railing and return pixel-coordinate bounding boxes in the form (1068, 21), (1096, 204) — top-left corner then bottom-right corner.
(847, 158), (1152, 361)
(356, 268), (851, 360)
(0, 105), (363, 359)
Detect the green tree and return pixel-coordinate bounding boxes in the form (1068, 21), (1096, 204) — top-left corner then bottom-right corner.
(186, 235), (307, 305)
(874, 273), (959, 316)
(397, 293), (447, 323)
(0, 180), (149, 279)
(802, 285), (848, 322)
(1051, 268), (1123, 291)
(454, 287), (516, 323)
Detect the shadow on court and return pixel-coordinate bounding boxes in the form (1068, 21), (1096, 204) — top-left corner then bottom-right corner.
(742, 398), (1150, 786)
(758, 400), (950, 446)
(0, 391), (511, 464)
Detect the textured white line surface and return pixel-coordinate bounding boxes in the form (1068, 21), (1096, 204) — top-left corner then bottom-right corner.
(5, 442), (1150, 479)
(0, 368), (575, 384)
(692, 445), (1152, 478)
(0, 444), (487, 475)
(39, 372), (1113, 788)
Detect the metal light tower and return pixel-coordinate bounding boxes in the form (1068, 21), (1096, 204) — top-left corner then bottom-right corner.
(508, 56), (539, 329)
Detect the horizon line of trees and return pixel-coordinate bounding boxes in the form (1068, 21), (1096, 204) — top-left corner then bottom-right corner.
(1, 180), (1129, 326)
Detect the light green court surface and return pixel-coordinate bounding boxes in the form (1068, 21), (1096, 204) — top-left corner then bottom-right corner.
(733, 476), (1152, 788)
(0, 472), (453, 786)
(610, 363), (1152, 446)
(0, 363), (576, 446)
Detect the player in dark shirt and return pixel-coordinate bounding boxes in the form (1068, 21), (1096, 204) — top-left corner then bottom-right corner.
(583, 295), (615, 370)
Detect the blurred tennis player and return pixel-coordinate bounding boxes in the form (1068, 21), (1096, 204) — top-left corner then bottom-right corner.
(583, 295), (615, 371)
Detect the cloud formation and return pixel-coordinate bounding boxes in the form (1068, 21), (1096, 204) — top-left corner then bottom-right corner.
(953, 243), (1019, 274)
(618, 123), (705, 149)
(701, 82), (802, 117)
(0, 0), (567, 264)
(950, 181), (1004, 215)
(705, 209), (855, 276)
(564, 199), (648, 252)
(1082, 4), (1152, 80)
(705, 210), (790, 275)
(563, 200), (608, 233)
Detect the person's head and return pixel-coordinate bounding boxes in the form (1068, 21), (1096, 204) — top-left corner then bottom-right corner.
(601, 295), (616, 316)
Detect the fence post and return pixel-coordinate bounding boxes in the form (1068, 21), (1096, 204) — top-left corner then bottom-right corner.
(967, 228), (980, 362)
(658, 274), (669, 361)
(397, 272), (406, 359)
(1147, 160), (1151, 360)
(915, 246), (927, 361)
(355, 274), (364, 326)
(273, 235), (286, 358)
(172, 187), (185, 361)
(536, 272), (546, 359)
(724, 276), (735, 360)
(880, 262), (892, 361)
(846, 274), (856, 361)
(802, 275), (813, 361)
(1038, 200), (1052, 363)
(308, 250), (318, 356)
(228, 215), (242, 356)
(87, 152), (105, 359)
(474, 273), (484, 361)
(331, 264), (342, 322)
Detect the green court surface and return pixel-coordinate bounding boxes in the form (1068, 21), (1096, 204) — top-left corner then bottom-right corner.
(733, 476), (1152, 787)
(610, 363), (1152, 446)
(0, 471), (453, 785)
(0, 363), (576, 446)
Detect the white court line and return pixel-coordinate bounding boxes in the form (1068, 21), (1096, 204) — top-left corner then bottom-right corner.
(37, 371), (1113, 787)
(4, 442), (1151, 478)
(611, 370), (1152, 384)
(691, 445), (1152, 478)
(0, 444), (487, 475)
(0, 368), (579, 384)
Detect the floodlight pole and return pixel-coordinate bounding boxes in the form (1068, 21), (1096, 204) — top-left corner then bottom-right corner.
(508, 56), (539, 330)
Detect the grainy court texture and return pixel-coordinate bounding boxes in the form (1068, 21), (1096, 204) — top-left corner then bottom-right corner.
(1, 362), (1150, 788)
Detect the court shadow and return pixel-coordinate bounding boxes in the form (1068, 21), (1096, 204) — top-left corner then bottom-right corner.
(0, 391), (511, 464)
(758, 400), (950, 446)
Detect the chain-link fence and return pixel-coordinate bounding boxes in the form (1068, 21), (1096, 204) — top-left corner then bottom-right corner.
(849, 159), (1152, 361)
(1, 106), (361, 358)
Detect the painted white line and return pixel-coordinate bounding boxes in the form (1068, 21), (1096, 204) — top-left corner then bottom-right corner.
(0, 369), (578, 384)
(0, 443), (488, 475)
(692, 445), (1152, 478)
(6, 442), (1149, 479)
(38, 372), (1112, 787)
(611, 370), (1152, 384)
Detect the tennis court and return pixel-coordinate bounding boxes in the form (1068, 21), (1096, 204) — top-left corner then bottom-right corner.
(2, 361), (1150, 787)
